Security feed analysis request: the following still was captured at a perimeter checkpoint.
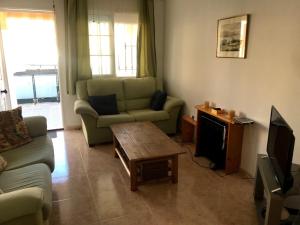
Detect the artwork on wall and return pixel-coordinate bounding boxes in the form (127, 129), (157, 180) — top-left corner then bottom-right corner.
(216, 14), (249, 58)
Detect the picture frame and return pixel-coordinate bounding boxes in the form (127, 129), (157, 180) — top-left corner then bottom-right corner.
(216, 14), (249, 58)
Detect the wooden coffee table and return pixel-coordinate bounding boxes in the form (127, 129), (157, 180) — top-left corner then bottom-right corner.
(111, 122), (185, 191)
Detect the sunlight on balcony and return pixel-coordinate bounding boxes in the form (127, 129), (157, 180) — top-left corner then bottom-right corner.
(1, 11), (62, 129)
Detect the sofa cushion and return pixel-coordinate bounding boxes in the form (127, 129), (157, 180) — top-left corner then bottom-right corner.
(88, 94), (119, 115)
(123, 77), (156, 99)
(1, 135), (54, 172)
(150, 90), (167, 110)
(128, 109), (170, 122)
(0, 163), (52, 219)
(87, 79), (126, 112)
(125, 98), (152, 111)
(124, 78), (156, 110)
(97, 112), (135, 128)
(0, 154), (7, 172)
(0, 107), (32, 152)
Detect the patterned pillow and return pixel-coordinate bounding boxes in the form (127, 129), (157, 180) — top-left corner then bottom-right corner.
(0, 107), (32, 152)
(0, 154), (7, 172)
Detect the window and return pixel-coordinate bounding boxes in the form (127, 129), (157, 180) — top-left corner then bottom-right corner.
(88, 13), (138, 77)
(88, 16), (114, 75)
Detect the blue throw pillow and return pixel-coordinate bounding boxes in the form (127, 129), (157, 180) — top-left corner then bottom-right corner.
(150, 90), (167, 111)
(88, 94), (119, 115)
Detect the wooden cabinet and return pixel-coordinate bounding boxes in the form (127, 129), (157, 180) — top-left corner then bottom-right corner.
(181, 115), (197, 142)
(195, 105), (244, 174)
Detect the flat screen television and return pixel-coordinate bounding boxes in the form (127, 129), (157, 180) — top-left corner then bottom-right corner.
(267, 106), (295, 193)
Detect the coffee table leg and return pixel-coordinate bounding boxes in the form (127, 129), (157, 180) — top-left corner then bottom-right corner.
(112, 136), (119, 158)
(130, 161), (138, 191)
(171, 155), (178, 183)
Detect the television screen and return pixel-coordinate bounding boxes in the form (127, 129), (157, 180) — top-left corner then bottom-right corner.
(267, 106), (295, 193)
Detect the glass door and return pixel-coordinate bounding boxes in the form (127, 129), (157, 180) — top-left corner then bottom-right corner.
(0, 27), (10, 111)
(0, 11), (62, 129)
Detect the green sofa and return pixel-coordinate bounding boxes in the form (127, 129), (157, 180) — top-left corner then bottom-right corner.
(0, 116), (54, 225)
(74, 77), (184, 146)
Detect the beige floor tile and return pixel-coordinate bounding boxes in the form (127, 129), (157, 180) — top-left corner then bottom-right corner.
(101, 211), (157, 225)
(50, 199), (99, 225)
(52, 175), (93, 201)
(88, 171), (149, 220)
(50, 130), (259, 225)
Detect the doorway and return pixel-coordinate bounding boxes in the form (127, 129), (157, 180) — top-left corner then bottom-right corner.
(0, 11), (62, 130)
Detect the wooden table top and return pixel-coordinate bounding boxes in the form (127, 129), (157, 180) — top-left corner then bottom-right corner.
(110, 122), (186, 161)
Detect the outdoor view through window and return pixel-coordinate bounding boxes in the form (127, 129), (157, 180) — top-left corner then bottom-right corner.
(88, 13), (138, 77)
(0, 11), (62, 129)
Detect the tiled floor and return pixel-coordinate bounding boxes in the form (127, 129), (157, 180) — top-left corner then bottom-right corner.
(50, 130), (258, 225)
(21, 102), (63, 130)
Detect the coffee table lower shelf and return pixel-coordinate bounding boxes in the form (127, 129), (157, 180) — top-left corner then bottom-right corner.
(114, 146), (178, 191)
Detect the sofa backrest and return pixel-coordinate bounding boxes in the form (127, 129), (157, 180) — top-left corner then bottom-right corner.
(77, 78), (126, 112)
(76, 77), (156, 112)
(123, 77), (156, 111)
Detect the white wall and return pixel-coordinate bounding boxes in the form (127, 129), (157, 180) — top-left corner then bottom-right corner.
(164, 0), (300, 175)
(154, 0), (165, 90)
(54, 0), (81, 129)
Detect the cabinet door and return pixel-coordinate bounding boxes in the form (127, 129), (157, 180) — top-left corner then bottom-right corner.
(225, 124), (244, 173)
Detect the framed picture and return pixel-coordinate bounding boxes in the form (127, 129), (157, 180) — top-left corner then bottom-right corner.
(216, 14), (249, 58)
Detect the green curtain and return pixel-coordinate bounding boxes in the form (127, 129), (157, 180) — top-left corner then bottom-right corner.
(137, 0), (157, 78)
(65, 0), (91, 95)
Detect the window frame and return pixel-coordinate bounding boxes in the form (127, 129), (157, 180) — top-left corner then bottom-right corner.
(88, 12), (138, 79)
(88, 14), (115, 77)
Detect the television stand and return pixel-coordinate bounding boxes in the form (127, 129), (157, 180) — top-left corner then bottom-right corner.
(254, 154), (300, 225)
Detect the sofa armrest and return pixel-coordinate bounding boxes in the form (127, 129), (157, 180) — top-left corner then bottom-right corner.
(163, 96), (184, 113)
(74, 100), (98, 119)
(24, 116), (47, 138)
(0, 187), (44, 224)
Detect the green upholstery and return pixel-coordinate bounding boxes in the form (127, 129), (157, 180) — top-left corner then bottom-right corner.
(97, 112), (134, 128)
(163, 96), (184, 113)
(0, 116), (54, 225)
(74, 77), (184, 145)
(0, 164), (52, 224)
(74, 99), (98, 118)
(128, 109), (169, 122)
(124, 77), (156, 110)
(125, 98), (151, 111)
(87, 79), (126, 112)
(1, 136), (54, 172)
(0, 188), (44, 225)
(24, 116), (47, 138)
(123, 77), (156, 99)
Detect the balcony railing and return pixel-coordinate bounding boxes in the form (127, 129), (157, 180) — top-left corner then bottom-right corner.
(13, 65), (59, 104)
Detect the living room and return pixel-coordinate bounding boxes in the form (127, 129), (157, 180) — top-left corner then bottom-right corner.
(0, 0), (299, 225)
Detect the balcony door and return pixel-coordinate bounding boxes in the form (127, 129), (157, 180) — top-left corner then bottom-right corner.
(0, 28), (10, 111)
(0, 11), (62, 130)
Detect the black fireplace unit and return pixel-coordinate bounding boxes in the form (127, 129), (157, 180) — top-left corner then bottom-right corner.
(195, 115), (227, 169)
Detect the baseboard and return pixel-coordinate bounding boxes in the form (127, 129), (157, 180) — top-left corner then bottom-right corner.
(64, 125), (81, 130)
(239, 168), (255, 179)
